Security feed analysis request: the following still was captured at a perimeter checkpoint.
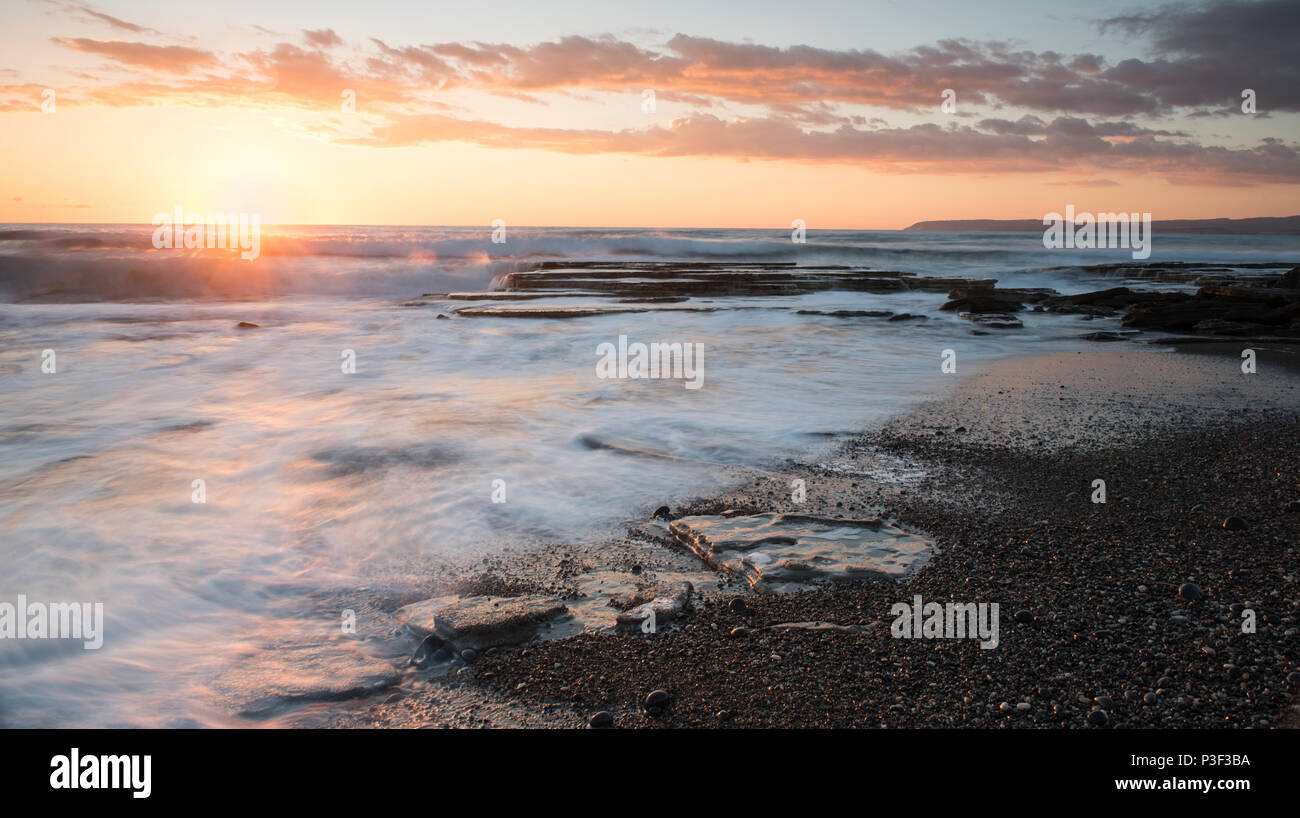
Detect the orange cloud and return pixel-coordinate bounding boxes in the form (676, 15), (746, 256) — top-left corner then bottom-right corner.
(51, 38), (217, 72)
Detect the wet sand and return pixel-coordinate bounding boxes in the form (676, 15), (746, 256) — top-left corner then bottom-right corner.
(332, 342), (1300, 728)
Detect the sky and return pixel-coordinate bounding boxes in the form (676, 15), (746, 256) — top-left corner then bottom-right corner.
(1, 0), (1297, 227)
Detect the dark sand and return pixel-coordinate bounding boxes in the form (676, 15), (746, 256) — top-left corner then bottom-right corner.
(335, 342), (1300, 728)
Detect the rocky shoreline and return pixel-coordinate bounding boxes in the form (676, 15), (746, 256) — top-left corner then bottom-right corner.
(405, 259), (1300, 346)
(324, 343), (1300, 729)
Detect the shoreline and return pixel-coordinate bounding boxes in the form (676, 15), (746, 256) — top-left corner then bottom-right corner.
(335, 342), (1300, 728)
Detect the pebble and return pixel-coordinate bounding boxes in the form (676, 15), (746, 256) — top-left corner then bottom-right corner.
(1094, 695), (1114, 709)
(728, 598), (749, 614)
(1285, 501), (1300, 514)
(644, 689), (670, 709)
(716, 710), (731, 722)
(589, 711), (613, 728)
(1013, 609), (1034, 624)
(729, 626), (749, 638)
(460, 649), (479, 663)
(1087, 709), (1109, 727)
(1016, 702), (1031, 711)
(1143, 692), (1159, 706)
(1177, 582), (1205, 602)
(1222, 516), (1247, 531)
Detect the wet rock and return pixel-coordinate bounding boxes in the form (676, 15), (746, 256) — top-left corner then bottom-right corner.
(397, 594), (570, 650)
(493, 261), (998, 300)
(1196, 285), (1296, 306)
(941, 287), (1053, 313)
(454, 305), (653, 319)
(615, 582), (693, 632)
(1081, 331), (1131, 342)
(235, 321), (260, 329)
(958, 312), (1023, 329)
(668, 512), (931, 591)
(887, 312), (927, 321)
(652, 505), (672, 520)
(409, 633), (448, 667)
(795, 309), (894, 318)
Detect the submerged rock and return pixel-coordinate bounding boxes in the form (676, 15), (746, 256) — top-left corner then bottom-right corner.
(795, 309), (894, 318)
(668, 512), (930, 591)
(219, 640), (400, 718)
(959, 312), (1023, 329)
(397, 594), (570, 650)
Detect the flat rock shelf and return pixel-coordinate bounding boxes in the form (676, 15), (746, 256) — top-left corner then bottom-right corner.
(668, 512), (932, 592)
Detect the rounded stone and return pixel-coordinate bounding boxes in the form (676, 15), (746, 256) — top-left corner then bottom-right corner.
(644, 689), (670, 709)
(589, 711), (613, 728)
(1177, 583), (1205, 602)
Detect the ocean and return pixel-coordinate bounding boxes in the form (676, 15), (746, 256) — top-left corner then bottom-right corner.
(0, 225), (1293, 726)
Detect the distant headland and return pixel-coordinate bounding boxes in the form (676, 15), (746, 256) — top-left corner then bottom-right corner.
(904, 216), (1300, 234)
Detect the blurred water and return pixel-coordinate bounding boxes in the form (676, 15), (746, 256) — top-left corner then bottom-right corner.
(0, 225), (1293, 726)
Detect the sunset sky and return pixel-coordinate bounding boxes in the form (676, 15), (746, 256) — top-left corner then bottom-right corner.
(1, 0), (1297, 227)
